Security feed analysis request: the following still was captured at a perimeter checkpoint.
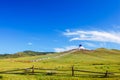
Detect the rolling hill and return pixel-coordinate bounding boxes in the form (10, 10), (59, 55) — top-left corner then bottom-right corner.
(0, 48), (120, 80)
(0, 50), (54, 59)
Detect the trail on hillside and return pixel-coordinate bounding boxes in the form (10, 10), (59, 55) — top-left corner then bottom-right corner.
(30, 49), (77, 62)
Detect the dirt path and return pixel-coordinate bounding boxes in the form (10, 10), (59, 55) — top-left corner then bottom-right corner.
(30, 49), (77, 62)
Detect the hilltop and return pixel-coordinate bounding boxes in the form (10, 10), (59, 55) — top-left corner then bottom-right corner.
(3, 48), (120, 64)
(0, 48), (120, 59)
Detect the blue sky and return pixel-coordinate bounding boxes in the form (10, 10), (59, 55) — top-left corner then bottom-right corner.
(0, 0), (120, 53)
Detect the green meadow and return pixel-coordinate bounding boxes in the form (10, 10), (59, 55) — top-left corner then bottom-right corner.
(0, 48), (120, 80)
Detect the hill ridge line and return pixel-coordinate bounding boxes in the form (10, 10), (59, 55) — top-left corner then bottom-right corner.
(30, 49), (77, 62)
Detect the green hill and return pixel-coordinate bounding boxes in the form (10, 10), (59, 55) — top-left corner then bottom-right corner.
(0, 50), (54, 59)
(3, 48), (120, 68)
(0, 48), (120, 80)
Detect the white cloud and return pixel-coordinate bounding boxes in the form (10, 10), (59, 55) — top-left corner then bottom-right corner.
(54, 46), (78, 52)
(54, 48), (65, 52)
(63, 30), (120, 44)
(84, 42), (96, 47)
(27, 42), (33, 46)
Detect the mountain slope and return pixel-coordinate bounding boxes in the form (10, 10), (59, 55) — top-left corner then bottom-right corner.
(0, 50), (54, 59)
(0, 48), (120, 74)
(8, 48), (120, 65)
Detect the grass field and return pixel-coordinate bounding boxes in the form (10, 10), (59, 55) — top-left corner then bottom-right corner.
(0, 48), (120, 80)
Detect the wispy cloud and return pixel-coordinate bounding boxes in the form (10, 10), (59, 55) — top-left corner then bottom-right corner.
(83, 42), (96, 47)
(63, 30), (120, 44)
(54, 46), (78, 52)
(27, 42), (33, 46)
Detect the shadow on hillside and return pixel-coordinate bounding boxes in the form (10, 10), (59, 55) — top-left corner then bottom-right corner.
(0, 76), (3, 79)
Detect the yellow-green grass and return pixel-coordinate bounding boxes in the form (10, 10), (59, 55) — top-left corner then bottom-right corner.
(0, 49), (120, 80)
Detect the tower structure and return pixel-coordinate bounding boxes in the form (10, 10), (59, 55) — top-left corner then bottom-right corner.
(79, 44), (85, 50)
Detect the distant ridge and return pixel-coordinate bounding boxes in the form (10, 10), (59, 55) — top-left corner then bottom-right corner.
(0, 48), (120, 59)
(0, 50), (55, 59)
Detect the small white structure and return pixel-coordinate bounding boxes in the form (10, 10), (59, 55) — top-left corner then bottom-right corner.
(79, 44), (85, 50)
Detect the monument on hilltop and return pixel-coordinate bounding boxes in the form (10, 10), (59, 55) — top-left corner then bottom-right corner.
(79, 44), (85, 50)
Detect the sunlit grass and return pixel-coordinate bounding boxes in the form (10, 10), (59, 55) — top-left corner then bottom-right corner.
(0, 49), (120, 80)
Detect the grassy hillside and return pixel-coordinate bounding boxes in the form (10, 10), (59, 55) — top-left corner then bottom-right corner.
(0, 50), (54, 59)
(0, 48), (120, 80)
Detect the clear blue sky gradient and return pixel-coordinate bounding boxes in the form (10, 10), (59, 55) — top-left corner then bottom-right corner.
(0, 0), (120, 53)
